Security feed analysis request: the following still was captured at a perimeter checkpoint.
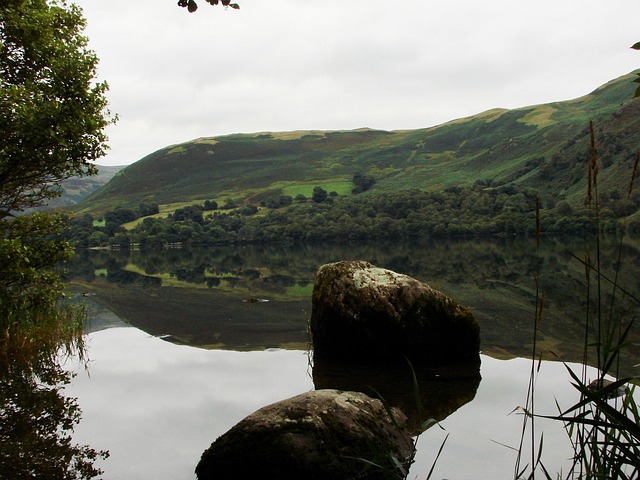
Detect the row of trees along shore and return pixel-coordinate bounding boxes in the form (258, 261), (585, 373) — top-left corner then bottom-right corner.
(67, 180), (640, 249)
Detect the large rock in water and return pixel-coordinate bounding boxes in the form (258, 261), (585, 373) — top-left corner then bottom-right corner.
(311, 261), (480, 364)
(195, 389), (413, 480)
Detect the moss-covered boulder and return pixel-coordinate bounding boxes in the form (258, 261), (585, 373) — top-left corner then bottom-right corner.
(195, 389), (413, 480)
(310, 261), (480, 364)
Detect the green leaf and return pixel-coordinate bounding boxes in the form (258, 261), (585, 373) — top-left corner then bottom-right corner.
(188, 0), (198, 12)
(630, 41), (640, 50)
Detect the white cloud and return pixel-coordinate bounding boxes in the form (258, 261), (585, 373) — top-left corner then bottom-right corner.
(78, 0), (640, 165)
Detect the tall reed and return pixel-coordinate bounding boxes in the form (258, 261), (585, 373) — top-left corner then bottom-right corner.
(516, 121), (640, 479)
(514, 195), (549, 479)
(555, 123), (639, 479)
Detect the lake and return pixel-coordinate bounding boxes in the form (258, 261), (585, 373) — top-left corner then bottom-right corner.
(60, 235), (640, 479)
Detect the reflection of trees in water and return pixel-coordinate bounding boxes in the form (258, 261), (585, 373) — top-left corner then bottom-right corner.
(68, 236), (640, 296)
(69, 237), (640, 302)
(0, 303), (108, 479)
(0, 359), (108, 479)
(66, 236), (640, 365)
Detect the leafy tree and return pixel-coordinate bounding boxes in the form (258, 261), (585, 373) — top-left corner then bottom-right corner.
(203, 199), (218, 211)
(105, 206), (137, 226)
(1, 21), (113, 480)
(312, 186), (328, 203)
(237, 204), (258, 216)
(173, 205), (204, 223)
(0, 213), (73, 309)
(88, 230), (109, 248)
(138, 202), (159, 217)
(0, 0), (113, 214)
(261, 194), (293, 209)
(352, 172), (376, 194)
(1, 0), (112, 373)
(556, 201), (573, 216)
(112, 232), (130, 249)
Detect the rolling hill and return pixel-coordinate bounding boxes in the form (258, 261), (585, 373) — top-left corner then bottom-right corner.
(38, 164), (124, 210)
(76, 70), (640, 218)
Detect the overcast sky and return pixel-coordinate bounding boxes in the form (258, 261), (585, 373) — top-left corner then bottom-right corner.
(78, 0), (640, 166)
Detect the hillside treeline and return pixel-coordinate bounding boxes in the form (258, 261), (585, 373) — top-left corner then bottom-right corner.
(66, 182), (640, 248)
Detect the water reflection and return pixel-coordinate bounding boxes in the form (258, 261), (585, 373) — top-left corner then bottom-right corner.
(66, 236), (640, 372)
(64, 328), (314, 480)
(60, 236), (640, 478)
(312, 357), (481, 434)
(63, 327), (591, 479)
(0, 355), (107, 478)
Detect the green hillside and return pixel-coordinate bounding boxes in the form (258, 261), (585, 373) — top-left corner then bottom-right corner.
(68, 71), (640, 247)
(78, 71), (640, 215)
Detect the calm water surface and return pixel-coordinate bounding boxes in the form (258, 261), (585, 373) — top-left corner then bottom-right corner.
(61, 237), (640, 479)
(62, 327), (597, 479)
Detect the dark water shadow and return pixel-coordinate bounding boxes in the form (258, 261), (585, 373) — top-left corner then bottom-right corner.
(312, 356), (481, 435)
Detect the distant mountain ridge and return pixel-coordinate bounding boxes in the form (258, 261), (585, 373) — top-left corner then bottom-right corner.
(75, 70), (640, 217)
(45, 164), (124, 210)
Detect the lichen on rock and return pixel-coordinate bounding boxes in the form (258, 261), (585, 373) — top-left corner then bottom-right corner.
(310, 261), (480, 365)
(195, 389), (413, 480)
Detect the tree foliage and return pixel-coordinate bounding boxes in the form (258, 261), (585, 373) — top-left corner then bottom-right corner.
(177, 0), (239, 14)
(312, 186), (328, 203)
(0, 0), (113, 214)
(352, 172), (376, 194)
(0, 4), (112, 475)
(0, 213), (73, 309)
(66, 181), (640, 249)
(0, 0), (111, 314)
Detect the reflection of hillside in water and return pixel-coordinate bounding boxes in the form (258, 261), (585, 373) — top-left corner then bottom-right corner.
(66, 236), (640, 371)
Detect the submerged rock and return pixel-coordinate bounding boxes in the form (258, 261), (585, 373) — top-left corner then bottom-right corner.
(310, 261), (480, 364)
(587, 378), (627, 399)
(195, 389), (413, 480)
